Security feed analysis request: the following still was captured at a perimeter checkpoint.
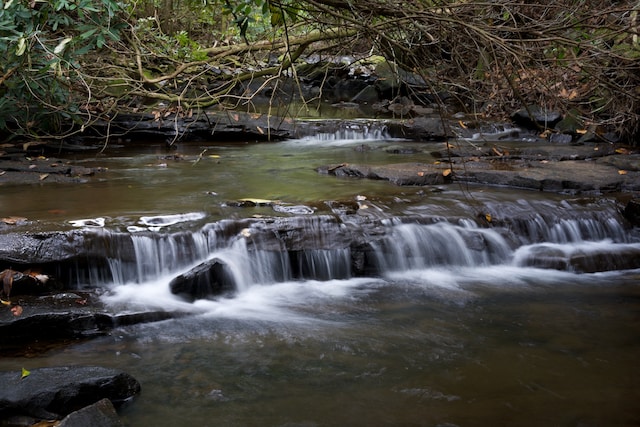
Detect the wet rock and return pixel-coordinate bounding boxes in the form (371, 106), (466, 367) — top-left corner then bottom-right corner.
(0, 366), (140, 420)
(169, 258), (235, 301)
(515, 244), (640, 273)
(0, 293), (184, 355)
(58, 398), (124, 427)
(623, 199), (640, 226)
(319, 162), (447, 186)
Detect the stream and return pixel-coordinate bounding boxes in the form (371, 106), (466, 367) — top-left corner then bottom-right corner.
(1, 129), (639, 426)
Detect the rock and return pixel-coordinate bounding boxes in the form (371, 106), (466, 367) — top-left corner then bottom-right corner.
(549, 132), (573, 144)
(58, 398), (124, 427)
(512, 105), (562, 128)
(319, 162), (447, 185)
(0, 293), (184, 355)
(623, 199), (640, 226)
(169, 258), (236, 301)
(350, 85), (379, 104)
(0, 366), (140, 420)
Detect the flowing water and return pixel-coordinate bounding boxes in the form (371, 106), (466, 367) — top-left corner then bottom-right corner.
(1, 128), (639, 426)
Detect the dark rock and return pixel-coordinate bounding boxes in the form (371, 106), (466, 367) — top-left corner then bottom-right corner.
(351, 85), (379, 104)
(169, 258), (236, 301)
(549, 133), (573, 144)
(0, 366), (140, 420)
(623, 199), (640, 226)
(515, 244), (640, 273)
(58, 398), (124, 427)
(319, 162), (447, 186)
(0, 293), (185, 355)
(512, 105), (562, 128)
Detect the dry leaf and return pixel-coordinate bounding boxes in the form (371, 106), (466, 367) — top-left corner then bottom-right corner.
(492, 147), (503, 156)
(576, 129), (588, 135)
(11, 305), (23, 316)
(39, 173), (49, 181)
(442, 169), (452, 177)
(0, 171), (6, 176)
(417, 171), (425, 177)
(618, 170), (628, 175)
(2, 216), (27, 225)
(485, 213), (492, 222)
(615, 148), (631, 155)
(256, 126), (264, 135)
(458, 120), (467, 129)
(231, 113), (239, 121)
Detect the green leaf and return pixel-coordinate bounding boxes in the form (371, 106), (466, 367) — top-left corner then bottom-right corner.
(21, 367), (30, 379)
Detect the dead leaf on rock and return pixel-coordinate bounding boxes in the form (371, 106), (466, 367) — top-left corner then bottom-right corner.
(618, 170), (628, 175)
(442, 169), (452, 177)
(39, 173), (49, 181)
(417, 171), (425, 177)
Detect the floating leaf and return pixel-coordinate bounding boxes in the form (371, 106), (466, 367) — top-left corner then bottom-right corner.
(21, 367), (30, 379)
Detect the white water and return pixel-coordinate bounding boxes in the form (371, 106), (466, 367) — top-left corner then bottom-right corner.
(99, 214), (640, 319)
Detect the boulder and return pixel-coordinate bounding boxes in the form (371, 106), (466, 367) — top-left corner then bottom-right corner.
(0, 366), (140, 420)
(169, 258), (236, 301)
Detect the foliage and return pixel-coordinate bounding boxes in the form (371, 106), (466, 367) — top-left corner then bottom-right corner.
(1, 0), (639, 143)
(0, 0), (125, 137)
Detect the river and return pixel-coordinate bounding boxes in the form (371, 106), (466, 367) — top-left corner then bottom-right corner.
(0, 129), (639, 426)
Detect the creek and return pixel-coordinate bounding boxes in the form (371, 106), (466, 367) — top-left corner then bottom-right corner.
(0, 128), (639, 426)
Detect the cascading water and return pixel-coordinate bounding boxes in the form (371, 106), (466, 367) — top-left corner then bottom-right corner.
(76, 199), (640, 309)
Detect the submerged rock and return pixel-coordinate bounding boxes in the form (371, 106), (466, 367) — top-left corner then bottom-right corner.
(58, 398), (124, 427)
(0, 366), (140, 420)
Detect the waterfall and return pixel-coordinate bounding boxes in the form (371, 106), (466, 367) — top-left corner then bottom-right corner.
(50, 203), (639, 300)
(295, 121), (390, 142)
(368, 221), (513, 273)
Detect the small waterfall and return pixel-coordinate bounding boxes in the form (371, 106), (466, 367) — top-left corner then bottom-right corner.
(297, 121), (390, 142)
(368, 221), (513, 273)
(45, 200), (639, 300)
